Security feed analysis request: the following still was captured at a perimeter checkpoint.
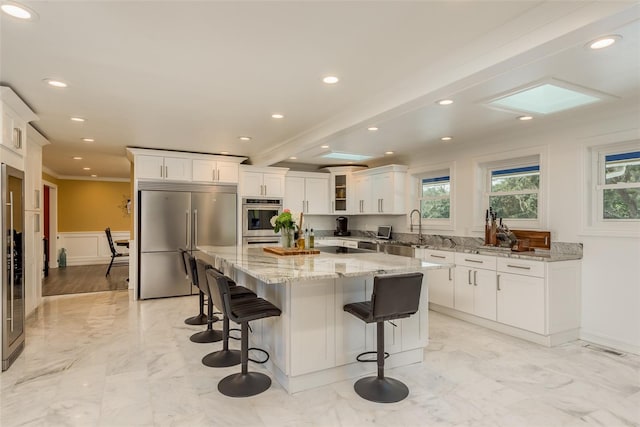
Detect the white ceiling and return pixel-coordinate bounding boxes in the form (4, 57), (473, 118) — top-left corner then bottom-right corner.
(1, 1), (639, 179)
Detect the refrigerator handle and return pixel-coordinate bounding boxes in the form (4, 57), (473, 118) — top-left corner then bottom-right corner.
(8, 191), (14, 331)
(194, 209), (198, 247)
(186, 210), (190, 247)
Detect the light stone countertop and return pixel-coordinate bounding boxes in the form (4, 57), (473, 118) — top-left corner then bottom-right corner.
(197, 245), (450, 285)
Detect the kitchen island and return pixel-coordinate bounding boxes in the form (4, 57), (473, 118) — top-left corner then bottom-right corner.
(197, 245), (449, 393)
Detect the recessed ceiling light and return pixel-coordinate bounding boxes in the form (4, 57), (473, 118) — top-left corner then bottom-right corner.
(82, 138), (95, 142)
(1, 2), (36, 20)
(437, 99), (454, 106)
(323, 76), (339, 84)
(441, 136), (453, 141)
(368, 127), (379, 131)
(289, 156), (297, 160)
(238, 136), (251, 141)
(221, 151), (229, 155)
(91, 174), (97, 178)
(83, 167), (91, 171)
(72, 156), (83, 160)
(385, 151), (394, 155)
(518, 116), (533, 121)
(271, 114), (284, 119)
(70, 117), (85, 122)
(321, 145), (329, 149)
(44, 79), (68, 88)
(588, 35), (621, 50)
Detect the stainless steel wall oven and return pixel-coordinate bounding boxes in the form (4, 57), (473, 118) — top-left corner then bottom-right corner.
(241, 198), (282, 243)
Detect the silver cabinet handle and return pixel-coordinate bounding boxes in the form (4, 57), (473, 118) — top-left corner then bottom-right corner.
(473, 270), (478, 286)
(160, 165), (164, 178)
(464, 258), (483, 263)
(13, 128), (22, 149)
(430, 254), (446, 259)
(448, 268), (452, 281)
(165, 165), (168, 178)
(332, 201), (335, 212)
(213, 169), (216, 181)
(380, 198), (384, 213)
(186, 211), (190, 247)
(507, 264), (531, 270)
(468, 269), (472, 285)
(302, 201), (305, 212)
(216, 169), (220, 181)
(306, 200), (309, 212)
(497, 274), (501, 291)
(8, 191), (14, 331)
(194, 209), (198, 246)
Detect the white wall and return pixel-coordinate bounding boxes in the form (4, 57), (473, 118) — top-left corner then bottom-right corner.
(57, 231), (130, 267)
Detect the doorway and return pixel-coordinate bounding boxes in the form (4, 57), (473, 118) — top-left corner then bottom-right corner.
(42, 181), (57, 271)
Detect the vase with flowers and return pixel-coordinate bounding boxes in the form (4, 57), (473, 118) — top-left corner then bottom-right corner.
(270, 209), (301, 248)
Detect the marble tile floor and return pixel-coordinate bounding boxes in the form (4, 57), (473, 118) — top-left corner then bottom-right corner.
(0, 290), (638, 427)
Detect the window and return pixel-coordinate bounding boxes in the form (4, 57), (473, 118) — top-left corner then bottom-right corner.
(600, 150), (640, 220)
(420, 175), (450, 219)
(488, 165), (540, 219)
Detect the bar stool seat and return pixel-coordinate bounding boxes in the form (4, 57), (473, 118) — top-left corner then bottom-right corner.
(206, 268), (281, 397)
(195, 259), (256, 368)
(344, 272), (423, 403)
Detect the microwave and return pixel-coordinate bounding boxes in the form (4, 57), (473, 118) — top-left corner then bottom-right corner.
(242, 198), (282, 238)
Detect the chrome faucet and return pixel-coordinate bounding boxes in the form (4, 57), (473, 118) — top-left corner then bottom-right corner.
(409, 209), (424, 245)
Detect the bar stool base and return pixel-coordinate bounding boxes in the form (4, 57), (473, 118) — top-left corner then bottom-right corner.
(190, 329), (223, 343)
(184, 313), (208, 326)
(218, 372), (271, 397)
(202, 349), (241, 368)
(354, 376), (409, 403)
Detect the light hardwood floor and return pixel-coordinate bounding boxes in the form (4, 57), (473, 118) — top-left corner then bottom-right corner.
(42, 264), (129, 296)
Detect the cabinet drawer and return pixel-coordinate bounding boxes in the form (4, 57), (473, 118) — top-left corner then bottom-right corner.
(341, 240), (358, 248)
(455, 253), (496, 269)
(497, 258), (544, 278)
(424, 250), (454, 263)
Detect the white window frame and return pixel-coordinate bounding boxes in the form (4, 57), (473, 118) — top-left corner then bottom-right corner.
(408, 162), (455, 231)
(474, 147), (547, 231)
(586, 139), (640, 236)
(487, 163), (540, 221)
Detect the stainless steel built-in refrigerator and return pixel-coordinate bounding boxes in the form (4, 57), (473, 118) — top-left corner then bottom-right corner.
(138, 183), (237, 299)
(2, 164), (24, 371)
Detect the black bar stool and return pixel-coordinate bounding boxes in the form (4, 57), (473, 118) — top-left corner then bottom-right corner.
(179, 248), (207, 326)
(343, 272), (423, 403)
(195, 259), (256, 368)
(206, 268), (281, 398)
(184, 252), (222, 343)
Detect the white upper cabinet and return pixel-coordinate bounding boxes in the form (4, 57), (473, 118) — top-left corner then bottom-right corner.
(1, 87), (38, 167)
(192, 159), (239, 183)
(285, 172), (330, 214)
(136, 155), (191, 181)
(353, 165), (408, 214)
(240, 165), (288, 197)
(129, 149), (246, 183)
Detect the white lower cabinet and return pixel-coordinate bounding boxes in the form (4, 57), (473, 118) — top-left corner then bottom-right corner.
(423, 250), (454, 308)
(454, 254), (497, 321)
(497, 272), (545, 334)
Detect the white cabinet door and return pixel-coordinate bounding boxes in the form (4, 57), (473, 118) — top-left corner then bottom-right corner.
(242, 171), (264, 196)
(1, 108), (26, 156)
(285, 176), (306, 212)
(497, 272), (545, 334)
(216, 161), (239, 183)
(473, 268), (497, 321)
(305, 177), (329, 214)
(372, 173), (392, 213)
(192, 159), (217, 182)
(163, 157), (191, 181)
(136, 155), (165, 179)
(427, 267), (454, 308)
(263, 173), (284, 197)
(454, 266), (474, 314)
(354, 175), (372, 213)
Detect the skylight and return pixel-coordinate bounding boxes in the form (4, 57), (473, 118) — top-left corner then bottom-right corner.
(488, 82), (604, 115)
(321, 152), (372, 161)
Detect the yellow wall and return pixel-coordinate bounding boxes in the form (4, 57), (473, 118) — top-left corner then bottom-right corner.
(57, 180), (131, 232)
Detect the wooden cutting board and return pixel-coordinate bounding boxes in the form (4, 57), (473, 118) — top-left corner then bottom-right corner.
(511, 230), (551, 250)
(263, 247), (320, 256)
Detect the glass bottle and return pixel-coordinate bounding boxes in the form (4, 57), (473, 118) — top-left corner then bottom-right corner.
(309, 228), (315, 248)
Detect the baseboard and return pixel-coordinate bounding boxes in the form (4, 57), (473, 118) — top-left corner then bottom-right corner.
(579, 330), (640, 356)
(65, 256), (129, 267)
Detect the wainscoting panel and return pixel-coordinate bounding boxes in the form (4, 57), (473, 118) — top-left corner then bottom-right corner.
(58, 231), (130, 266)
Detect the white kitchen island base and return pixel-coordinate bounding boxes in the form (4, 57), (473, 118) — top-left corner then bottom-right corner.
(197, 246), (445, 394)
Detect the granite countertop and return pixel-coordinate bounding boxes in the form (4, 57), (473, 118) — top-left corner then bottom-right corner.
(197, 245), (450, 285)
(316, 237), (582, 262)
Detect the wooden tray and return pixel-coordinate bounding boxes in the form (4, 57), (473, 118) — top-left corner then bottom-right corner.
(263, 247), (320, 256)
